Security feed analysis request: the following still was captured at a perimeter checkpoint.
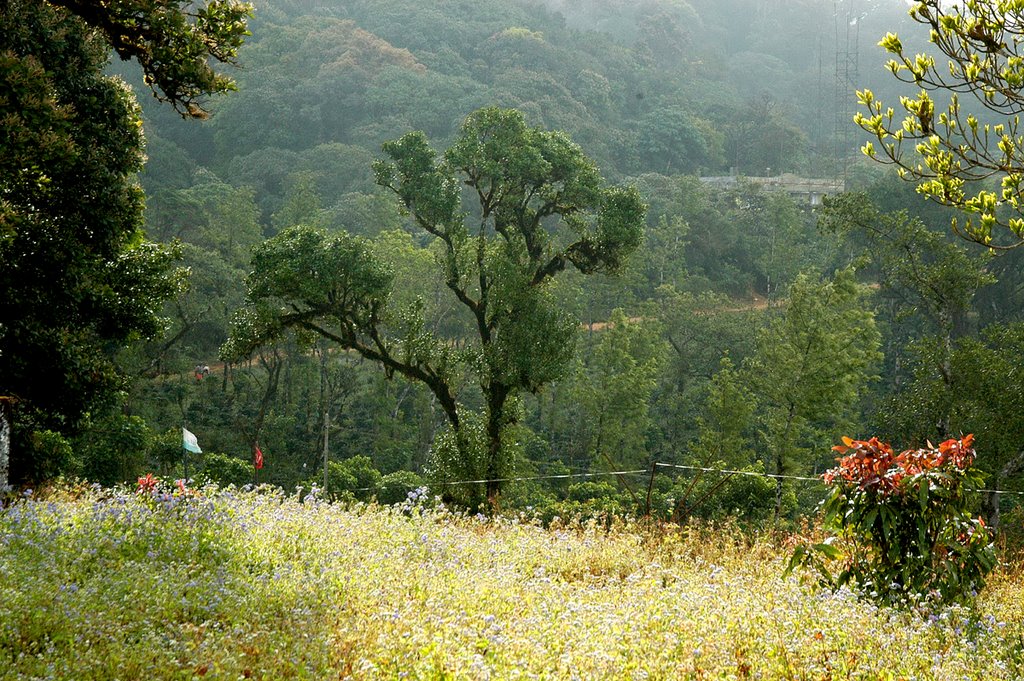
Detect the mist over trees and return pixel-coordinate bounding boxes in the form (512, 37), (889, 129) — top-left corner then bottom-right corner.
(4, 0), (1023, 523)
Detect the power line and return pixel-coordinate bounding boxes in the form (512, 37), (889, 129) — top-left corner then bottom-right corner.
(654, 462), (822, 483)
(422, 469), (649, 488)
(652, 462), (1024, 496)
(344, 468), (648, 493)
(336, 463), (1024, 497)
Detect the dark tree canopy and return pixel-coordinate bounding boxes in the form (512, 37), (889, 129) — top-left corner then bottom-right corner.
(50, 0), (251, 117)
(0, 0), (250, 482)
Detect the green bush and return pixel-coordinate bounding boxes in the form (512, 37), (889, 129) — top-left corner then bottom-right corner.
(150, 428), (187, 476)
(530, 480), (632, 524)
(28, 430), (80, 481)
(76, 413), (150, 486)
(567, 481), (619, 503)
(788, 435), (996, 607)
(303, 456), (383, 501)
(671, 462), (779, 523)
(377, 470), (425, 505)
(199, 452), (254, 487)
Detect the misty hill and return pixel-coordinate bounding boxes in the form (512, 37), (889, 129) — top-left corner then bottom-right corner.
(132, 0), (914, 225)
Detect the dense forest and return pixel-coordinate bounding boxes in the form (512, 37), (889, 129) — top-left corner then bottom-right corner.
(5, 0), (1024, 525)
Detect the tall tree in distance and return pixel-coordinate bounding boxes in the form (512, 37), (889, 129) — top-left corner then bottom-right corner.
(0, 0), (251, 484)
(224, 107), (646, 507)
(856, 0), (1024, 248)
(576, 310), (666, 474)
(744, 268), (882, 519)
(821, 193), (995, 435)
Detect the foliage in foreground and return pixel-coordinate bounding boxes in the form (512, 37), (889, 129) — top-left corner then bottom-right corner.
(790, 435), (996, 607)
(1, 484), (1022, 679)
(857, 0), (1024, 248)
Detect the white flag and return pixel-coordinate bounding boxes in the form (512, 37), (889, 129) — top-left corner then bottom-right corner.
(182, 428), (202, 454)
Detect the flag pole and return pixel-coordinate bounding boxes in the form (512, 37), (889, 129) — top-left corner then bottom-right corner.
(182, 423), (189, 481)
(181, 427), (201, 483)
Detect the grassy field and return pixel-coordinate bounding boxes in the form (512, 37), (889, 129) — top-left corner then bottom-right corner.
(1, 484), (1022, 680)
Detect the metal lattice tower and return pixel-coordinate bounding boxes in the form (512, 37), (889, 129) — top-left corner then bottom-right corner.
(834, 0), (861, 178)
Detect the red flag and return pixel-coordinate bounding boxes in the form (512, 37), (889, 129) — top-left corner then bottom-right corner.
(254, 445), (264, 470)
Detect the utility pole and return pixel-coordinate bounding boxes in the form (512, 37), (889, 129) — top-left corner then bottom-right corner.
(322, 410), (330, 492)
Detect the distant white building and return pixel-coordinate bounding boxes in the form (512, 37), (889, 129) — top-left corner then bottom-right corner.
(699, 173), (844, 208)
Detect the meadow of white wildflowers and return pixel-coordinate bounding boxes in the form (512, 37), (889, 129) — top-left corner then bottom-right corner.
(0, 483), (1021, 679)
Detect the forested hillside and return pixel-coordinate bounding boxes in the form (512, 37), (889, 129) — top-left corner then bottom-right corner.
(7, 0), (1024, 526)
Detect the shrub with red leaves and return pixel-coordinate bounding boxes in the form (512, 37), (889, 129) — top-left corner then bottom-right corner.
(136, 473), (158, 495)
(788, 435), (996, 607)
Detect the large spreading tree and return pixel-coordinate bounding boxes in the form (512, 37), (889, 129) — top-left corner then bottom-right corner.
(0, 0), (251, 484)
(224, 107), (645, 507)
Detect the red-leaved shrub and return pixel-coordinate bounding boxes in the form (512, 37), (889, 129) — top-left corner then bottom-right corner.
(788, 435), (996, 606)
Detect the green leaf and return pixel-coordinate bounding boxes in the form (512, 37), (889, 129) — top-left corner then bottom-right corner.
(783, 545), (807, 578)
(812, 542), (844, 561)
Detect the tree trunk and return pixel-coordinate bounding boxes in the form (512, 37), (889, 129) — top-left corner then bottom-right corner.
(774, 449), (784, 520)
(0, 398), (10, 493)
(936, 310), (954, 439)
(983, 447), (1024, 529)
(323, 410), (330, 493)
(252, 352), (283, 450)
(238, 350), (284, 475)
(484, 383), (511, 508)
(774, 405), (797, 522)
